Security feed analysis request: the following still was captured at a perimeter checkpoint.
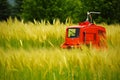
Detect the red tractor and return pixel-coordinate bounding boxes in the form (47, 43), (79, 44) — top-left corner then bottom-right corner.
(61, 12), (107, 48)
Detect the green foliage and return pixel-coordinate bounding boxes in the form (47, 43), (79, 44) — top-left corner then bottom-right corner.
(81, 0), (120, 24)
(0, 0), (11, 20)
(62, 0), (83, 23)
(0, 0), (120, 23)
(21, 0), (63, 22)
(21, 0), (82, 23)
(12, 0), (23, 19)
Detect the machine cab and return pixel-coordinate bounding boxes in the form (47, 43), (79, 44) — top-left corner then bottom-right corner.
(61, 21), (106, 48)
(61, 12), (107, 48)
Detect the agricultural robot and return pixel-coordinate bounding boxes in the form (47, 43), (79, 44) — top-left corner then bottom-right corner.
(61, 12), (107, 48)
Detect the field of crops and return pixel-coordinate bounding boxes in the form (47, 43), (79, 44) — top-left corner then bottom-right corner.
(0, 18), (120, 80)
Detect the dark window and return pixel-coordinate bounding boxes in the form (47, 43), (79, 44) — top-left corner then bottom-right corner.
(68, 28), (80, 38)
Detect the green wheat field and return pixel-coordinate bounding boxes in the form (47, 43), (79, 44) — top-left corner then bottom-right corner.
(0, 18), (120, 80)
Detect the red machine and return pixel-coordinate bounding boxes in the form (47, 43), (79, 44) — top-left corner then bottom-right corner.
(61, 12), (107, 48)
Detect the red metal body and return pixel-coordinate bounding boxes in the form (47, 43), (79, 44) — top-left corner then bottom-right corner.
(61, 21), (106, 48)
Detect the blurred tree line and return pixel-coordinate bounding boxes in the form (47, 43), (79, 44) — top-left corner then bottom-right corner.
(0, 0), (120, 24)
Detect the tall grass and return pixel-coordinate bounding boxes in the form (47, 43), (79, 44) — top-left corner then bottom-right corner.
(0, 18), (68, 49)
(0, 18), (120, 80)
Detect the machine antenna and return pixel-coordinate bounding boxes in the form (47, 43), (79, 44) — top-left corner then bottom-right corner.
(86, 11), (101, 23)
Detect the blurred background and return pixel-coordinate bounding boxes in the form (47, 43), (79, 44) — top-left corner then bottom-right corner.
(0, 0), (120, 24)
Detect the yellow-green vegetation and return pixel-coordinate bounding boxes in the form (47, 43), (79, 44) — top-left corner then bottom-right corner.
(0, 18), (120, 80)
